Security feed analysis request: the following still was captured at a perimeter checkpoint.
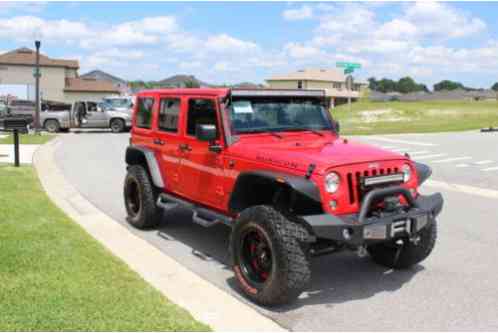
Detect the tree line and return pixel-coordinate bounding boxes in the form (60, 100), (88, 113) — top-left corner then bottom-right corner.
(369, 77), (498, 93)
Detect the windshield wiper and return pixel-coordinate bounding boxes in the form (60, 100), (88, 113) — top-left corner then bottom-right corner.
(281, 127), (325, 137)
(236, 129), (283, 139)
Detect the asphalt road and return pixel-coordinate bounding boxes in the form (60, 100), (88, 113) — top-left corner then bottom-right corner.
(55, 130), (498, 331)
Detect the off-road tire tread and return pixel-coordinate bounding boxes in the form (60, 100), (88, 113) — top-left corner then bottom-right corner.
(368, 220), (437, 269)
(230, 205), (311, 306)
(124, 164), (160, 229)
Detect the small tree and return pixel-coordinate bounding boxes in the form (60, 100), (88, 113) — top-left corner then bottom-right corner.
(434, 80), (465, 91)
(491, 82), (498, 91)
(184, 79), (200, 88)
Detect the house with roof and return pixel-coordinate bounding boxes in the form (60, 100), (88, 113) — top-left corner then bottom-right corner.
(0, 47), (119, 103)
(80, 69), (130, 95)
(266, 68), (367, 107)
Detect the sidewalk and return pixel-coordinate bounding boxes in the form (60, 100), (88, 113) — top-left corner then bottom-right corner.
(33, 138), (285, 332)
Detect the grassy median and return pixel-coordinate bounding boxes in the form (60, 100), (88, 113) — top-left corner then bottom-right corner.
(333, 99), (498, 135)
(0, 133), (56, 145)
(0, 165), (210, 331)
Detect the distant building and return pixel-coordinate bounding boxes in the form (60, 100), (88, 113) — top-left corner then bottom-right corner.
(80, 69), (130, 95)
(0, 47), (119, 103)
(266, 68), (367, 107)
(158, 75), (210, 88)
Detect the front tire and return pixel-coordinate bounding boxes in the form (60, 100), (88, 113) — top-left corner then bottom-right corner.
(368, 220), (437, 269)
(110, 118), (125, 133)
(44, 119), (60, 133)
(124, 165), (161, 229)
(230, 205), (311, 306)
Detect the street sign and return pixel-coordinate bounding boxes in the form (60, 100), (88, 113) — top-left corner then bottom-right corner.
(336, 62), (362, 69)
(344, 68), (354, 75)
(32, 68), (41, 78)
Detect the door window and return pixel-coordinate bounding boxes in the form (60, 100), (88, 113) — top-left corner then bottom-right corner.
(158, 98), (180, 133)
(186, 98), (218, 137)
(136, 97), (155, 129)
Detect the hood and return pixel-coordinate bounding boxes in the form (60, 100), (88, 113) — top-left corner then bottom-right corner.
(229, 133), (406, 174)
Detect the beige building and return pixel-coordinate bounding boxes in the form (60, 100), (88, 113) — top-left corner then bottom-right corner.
(0, 47), (119, 103)
(266, 68), (367, 107)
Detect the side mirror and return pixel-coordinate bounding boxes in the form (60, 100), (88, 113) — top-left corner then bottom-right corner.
(196, 124), (217, 142)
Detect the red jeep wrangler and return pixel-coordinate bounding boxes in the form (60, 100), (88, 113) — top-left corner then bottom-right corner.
(124, 88), (443, 305)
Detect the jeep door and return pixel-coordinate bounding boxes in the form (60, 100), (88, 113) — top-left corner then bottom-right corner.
(152, 95), (184, 194)
(178, 97), (225, 208)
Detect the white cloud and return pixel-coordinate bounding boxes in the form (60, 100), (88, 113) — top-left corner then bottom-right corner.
(404, 2), (486, 38)
(284, 42), (321, 59)
(205, 34), (259, 53)
(0, 16), (91, 42)
(282, 5), (313, 21)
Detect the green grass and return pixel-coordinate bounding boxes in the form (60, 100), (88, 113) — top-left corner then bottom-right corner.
(0, 165), (210, 331)
(0, 133), (56, 144)
(333, 99), (498, 135)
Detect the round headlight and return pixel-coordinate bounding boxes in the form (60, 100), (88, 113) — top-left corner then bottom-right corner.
(402, 164), (411, 182)
(325, 172), (340, 193)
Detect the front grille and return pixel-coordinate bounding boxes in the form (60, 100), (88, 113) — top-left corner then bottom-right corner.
(346, 167), (399, 204)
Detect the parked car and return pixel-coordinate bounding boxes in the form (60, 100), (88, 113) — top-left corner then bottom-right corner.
(4, 99), (131, 133)
(123, 88), (444, 306)
(41, 100), (132, 133)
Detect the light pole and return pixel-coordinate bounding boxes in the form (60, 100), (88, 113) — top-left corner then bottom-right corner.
(34, 40), (41, 133)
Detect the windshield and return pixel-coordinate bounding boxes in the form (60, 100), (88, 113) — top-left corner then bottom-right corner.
(103, 98), (132, 109)
(226, 97), (333, 135)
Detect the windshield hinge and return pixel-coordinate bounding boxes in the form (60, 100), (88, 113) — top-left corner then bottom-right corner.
(305, 163), (316, 179)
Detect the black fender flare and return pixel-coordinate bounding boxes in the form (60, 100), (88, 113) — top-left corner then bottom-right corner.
(228, 170), (321, 213)
(125, 145), (164, 188)
(414, 161), (432, 185)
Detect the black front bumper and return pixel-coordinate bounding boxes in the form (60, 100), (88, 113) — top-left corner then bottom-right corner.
(302, 186), (444, 246)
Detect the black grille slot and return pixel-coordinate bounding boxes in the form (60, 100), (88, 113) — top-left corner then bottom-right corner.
(346, 167), (397, 205)
(347, 173), (355, 204)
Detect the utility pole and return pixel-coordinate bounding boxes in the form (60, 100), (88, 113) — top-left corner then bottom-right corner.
(34, 40), (41, 133)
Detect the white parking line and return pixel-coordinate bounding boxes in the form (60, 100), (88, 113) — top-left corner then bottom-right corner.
(456, 163), (470, 168)
(415, 153), (447, 160)
(475, 160), (494, 165)
(432, 156), (472, 163)
(481, 166), (498, 172)
(425, 179), (498, 200)
(379, 145), (397, 149)
(390, 148), (409, 152)
(367, 137), (437, 147)
(407, 150), (430, 155)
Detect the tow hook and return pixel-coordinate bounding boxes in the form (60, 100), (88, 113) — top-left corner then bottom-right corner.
(357, 245), (367, 258)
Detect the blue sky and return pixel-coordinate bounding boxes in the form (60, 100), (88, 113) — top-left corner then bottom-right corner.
(1, 1), (498, 89)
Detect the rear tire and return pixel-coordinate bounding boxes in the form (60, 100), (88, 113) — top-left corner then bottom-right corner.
(368, 220), (437, 269)
(230, 205), (311, 306)
(124, 165), (161, 229)
(44, 119), (60, 133)
(110, 118), (125, 133)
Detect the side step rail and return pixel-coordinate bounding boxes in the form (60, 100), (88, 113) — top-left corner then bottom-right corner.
(157, 193), (233, 227)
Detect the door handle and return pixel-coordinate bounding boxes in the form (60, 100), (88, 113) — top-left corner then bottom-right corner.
(178, 143), (192, 151)
(153, 139), (165, 145)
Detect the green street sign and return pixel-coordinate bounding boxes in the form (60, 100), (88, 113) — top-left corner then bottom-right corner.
(344, 68), (354, 74)
(336, 62), (361, 69)
(32, 68), (42, 78)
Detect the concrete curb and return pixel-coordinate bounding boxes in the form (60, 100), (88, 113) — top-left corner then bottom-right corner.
(33, 138), (285, 332)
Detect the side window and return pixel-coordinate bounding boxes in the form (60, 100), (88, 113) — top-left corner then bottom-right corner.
(136, 97), (155, 129)
(158, 98), (180, 133)
(186, 98), (218, 136)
